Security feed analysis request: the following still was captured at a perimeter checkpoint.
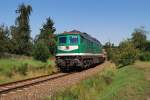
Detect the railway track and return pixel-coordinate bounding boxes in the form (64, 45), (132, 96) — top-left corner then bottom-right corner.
(0, 62), (108, 100)
(0, 72), (71, 95)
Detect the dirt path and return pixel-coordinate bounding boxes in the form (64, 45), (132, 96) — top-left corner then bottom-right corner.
(0, 61), (112, 100)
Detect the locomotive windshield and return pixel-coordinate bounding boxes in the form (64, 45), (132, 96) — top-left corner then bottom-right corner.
(59, 36), (67, 44)
(58, 35), (78, 44)
(70, 35), (78, 44)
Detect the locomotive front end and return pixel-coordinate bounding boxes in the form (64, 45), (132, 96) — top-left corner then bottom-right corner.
(56, 32), (82, 70)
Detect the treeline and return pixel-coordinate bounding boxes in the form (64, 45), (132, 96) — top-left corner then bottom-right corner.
(104, 27), (150, 68)
(0, 4), (56, 62)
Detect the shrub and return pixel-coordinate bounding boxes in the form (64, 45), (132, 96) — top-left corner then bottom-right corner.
(139, 52), (150, 61)
(17, 63), (28, 75)
(105, 48), (113, 61)
(32, 40), (50, 62)
(104, 42), (114, 60)
(111, 41), (138, 68)
(46, 64), (53, 74)
(4, 70), (13, 78)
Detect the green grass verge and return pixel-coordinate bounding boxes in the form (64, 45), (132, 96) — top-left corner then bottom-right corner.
(0, 58), (56, 84)
(48, 62), (150, 100)
(0, 58), (45, 72)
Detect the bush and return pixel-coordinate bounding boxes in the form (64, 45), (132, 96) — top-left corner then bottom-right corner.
(32, 40), (50, 62)
(105, 48), (113, 61)
(111, 41), (138, 68)
(139, 52), (150, 61)
(17, 63), (28, 75)
(4, 70), (13, 78)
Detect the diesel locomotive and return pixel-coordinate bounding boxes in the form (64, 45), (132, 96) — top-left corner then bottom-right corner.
(55, 30), (105, 71)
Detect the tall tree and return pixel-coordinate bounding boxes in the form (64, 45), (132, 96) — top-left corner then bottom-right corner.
(0, 25), (10, 56)
(131, 27), (148, 51)
(10, 25), (19, 53)
(13, 3), (32, 55)
(35, 17), (56, 55)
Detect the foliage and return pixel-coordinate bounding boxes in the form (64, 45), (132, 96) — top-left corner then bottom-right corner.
(32, 40), (50, 62)
(11, 3), (33, 55)
(139, 52), (150, 61)
(35, 17), (56, 55)
(104, 42), (115, 60)
(144, 41), (150, 52)
(0, 25), (11, 57)
(131, 27), (148, 51)
(105, 27), (150, 67)
(110, 41), (139, 67)
(17, 63), (28, 75)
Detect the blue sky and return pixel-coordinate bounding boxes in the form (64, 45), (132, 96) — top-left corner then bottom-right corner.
(0, 0), (150, 45)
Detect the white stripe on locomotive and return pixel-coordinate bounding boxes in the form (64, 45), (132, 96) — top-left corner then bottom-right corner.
(57, 46), (78, 51)
(56, 53), (103, 56)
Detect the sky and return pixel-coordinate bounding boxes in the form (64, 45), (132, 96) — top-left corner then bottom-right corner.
(0, 0), (150, 45)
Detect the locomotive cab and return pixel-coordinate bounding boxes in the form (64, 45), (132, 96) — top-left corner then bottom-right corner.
(57, 34), (80, 54)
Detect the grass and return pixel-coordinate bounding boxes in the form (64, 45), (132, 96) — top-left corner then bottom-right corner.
(48, 61), (150, 100)
(0, 57), (56, 84)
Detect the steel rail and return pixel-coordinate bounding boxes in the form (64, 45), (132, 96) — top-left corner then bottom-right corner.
(0, 72), (72, 94)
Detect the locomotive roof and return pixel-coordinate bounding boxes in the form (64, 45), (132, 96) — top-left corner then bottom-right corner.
(61, 30), (101, 45)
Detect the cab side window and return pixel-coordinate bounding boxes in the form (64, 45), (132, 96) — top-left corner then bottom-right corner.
(70, 35), (78, 44)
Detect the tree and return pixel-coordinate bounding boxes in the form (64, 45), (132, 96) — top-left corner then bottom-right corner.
(104, 42), (115, 60)
(32, 40), (50, 62)
(35, 17), (56, 55)
(12, 3), (32, 55)
(0, 25), (10, 57)
(111, 40), (138, 68)
(131, 27), (148, 51)
(145, 41), (150, 51)
(10, 25), (18, 53)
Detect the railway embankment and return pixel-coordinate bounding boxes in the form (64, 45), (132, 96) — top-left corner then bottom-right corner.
(0, 57), (56, 84)
(0, 62), (110, 100)
(51, 61), (150, 100)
